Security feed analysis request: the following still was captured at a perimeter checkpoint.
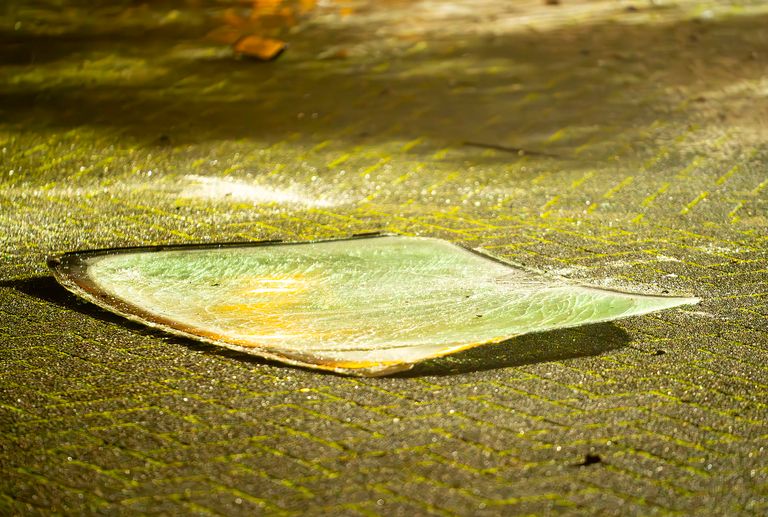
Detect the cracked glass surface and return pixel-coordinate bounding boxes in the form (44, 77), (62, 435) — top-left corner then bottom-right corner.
(49, 235), (699, 376)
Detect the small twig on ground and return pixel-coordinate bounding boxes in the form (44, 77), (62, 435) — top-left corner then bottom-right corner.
(462, 141), (560, 158)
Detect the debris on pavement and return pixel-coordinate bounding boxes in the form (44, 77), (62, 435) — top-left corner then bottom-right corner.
(49, 235), (699, 377)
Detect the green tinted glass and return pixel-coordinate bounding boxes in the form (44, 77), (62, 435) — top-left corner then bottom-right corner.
(49, 235), (698, 376)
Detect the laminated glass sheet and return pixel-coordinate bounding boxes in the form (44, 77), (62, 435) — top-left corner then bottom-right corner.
(49, 235), (699, 376)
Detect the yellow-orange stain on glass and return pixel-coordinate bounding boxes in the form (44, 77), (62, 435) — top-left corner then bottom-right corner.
(49, 236), (699, 376)
(210, 275), (309, 341)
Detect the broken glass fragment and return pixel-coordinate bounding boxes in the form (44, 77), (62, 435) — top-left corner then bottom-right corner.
(48, 235), (699, 376)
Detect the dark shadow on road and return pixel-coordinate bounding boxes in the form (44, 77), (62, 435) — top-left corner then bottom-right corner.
(397, 323), (628, 377)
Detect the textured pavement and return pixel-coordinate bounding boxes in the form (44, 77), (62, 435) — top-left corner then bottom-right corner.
(1, 0), (768, 514)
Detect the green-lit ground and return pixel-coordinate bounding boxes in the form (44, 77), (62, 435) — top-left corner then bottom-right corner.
(1, 0), (767, 514)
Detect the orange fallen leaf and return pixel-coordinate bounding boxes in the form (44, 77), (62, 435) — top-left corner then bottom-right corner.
(233, 35), (287, 61)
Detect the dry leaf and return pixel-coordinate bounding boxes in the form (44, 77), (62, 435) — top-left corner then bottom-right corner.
(233, 35), (287, 60)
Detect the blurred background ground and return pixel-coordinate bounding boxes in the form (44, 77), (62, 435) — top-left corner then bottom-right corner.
(1, 0), (767, 514)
